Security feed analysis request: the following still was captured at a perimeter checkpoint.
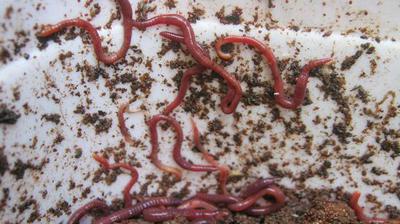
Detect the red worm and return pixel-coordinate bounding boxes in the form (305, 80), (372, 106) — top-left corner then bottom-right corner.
(37, 0), (133, 65)
(349, 191), (390, 224)
(215, 36), (332, 109)
(191, 118), (230, 194)
(228, 185), (285, 212)
(94, 197), (182, 224)
(147, 114), (182, 179)
(218, 165), (230, 195)
(163, 65), (206, 115)
(93, 154), (138, 208)
(148, 115), (218, 179)
(193, 193), (240, 205)
(143, 208), (230, 222)
(67, 199), (109, 224)
(159, 31), (237, 114)
(117, 99), (137, 146)
(132, 15), (242, 114)
(179, 199), (218, 210)
(244, 185), (286, 216)
(160, 32), (236, 117)
(239, 178), (276, 198)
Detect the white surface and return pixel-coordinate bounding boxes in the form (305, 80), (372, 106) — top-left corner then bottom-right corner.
(0, 0), (399, 223)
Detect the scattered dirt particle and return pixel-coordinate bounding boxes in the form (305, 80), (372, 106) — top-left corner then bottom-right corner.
(73, 105), (85, 114)
(135, 1), (156, 21)
(58, 51), (73, 63)
(77, 62), (107, 82)
(188, 7), (205, 23)
(380, 140), (400, 156)
(82, 112), (112, 134)
(0, 47), (11, 64)
(18, 199), (37, 213)
(207, 119), (223, 133)
(12, 87), (20, 101)
(95, 118), (112, 134)
(10, 159), (35, 180)
(268, 163), (285, 177)
(53, 133), (65, 145)
(89, 3), (101, 18)
(0, 147), (8, 176)
(157, 40), (181, 57)
(81, 187), (91, 199)
(341, 50), (363, 71)
(27, 210), (41, 223)
(317, 161), (332, 178)
(351, 85), (370, 103)
(215, 6), (243, 25)
(370, 59), (377, 75)
(332, 122), (352, 144)
(311, 68), (352, 125)
(47, 200), (70, 217)
(41, 113), (61, 124)
(164, 0), (177, 9)
(0, 105), (20, 124)
(4, 6), (13, 19)
(74, 148), (83, 159)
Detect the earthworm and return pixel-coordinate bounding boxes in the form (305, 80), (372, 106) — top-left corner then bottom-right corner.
(159, 31), (237, 115)
(132, 15), (242, 114)
(244, 185), (286, 216)
(190, 118), (230, 194)
(239, 178), (276, 198)
(117, 99), (137, 146)
(142, 208), (230, 222)
(37, 0), (133, 65)
(147, 114), (183, 179)
(179, 199), (218, 210)
(67, 199), (109, 224)
(148, 115), (218, 179)
(94, 197), (182, 224)
(163, 65), (206, 115)
(215, 35), (332, 109)
(93, 154), (138, 208)
(349, 191), (388, 224)
(228, 185), (285, 212)
(218, 165), (230, 195)
(193, 193), (240, 205)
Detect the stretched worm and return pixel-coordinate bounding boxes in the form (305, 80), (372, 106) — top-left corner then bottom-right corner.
(179, 199), (218, 210)
(228, 185), (285, 212)
(67, 199), (109, 224)
(93, 154), (138, 208)
(117, 99), (137, 146)
(163, 65), (206, 115)
(215, 35), (332, 109)
(132, 15), (242, 114)
(37, 0), (133, 65)
(143, 208), (230, 222)
(94, 197), (182, 224)
(239, 178), (276, 198)
(349, 191), (389, 224)
(191, 118), (230, 194)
